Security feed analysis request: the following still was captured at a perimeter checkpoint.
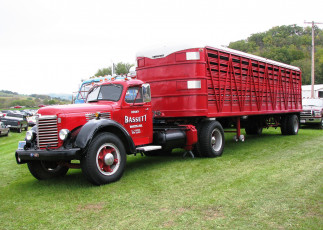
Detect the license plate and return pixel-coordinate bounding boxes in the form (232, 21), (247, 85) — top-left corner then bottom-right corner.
(300, 119), (306, 124)
(18, 141), (26, 150)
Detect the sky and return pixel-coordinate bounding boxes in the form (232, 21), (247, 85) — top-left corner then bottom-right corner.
(0, 0), (323, 95)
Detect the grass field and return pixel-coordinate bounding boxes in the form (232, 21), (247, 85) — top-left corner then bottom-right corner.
(0, 128), (322, 229)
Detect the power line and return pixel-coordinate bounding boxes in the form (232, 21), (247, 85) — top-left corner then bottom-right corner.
(304, 21), (323, 98)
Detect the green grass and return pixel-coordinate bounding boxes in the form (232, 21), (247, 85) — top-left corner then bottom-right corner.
(0, 128), (322, 229)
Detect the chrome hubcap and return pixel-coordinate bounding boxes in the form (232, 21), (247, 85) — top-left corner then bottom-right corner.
(211, 128), (222, 152)
(104, 153), (114, 166)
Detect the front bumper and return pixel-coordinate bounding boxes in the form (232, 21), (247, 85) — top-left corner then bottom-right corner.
(300, 117), (322, 124)
(15, 147), (81, 164)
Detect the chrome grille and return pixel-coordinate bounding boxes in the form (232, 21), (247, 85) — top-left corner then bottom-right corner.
(85, 112), (111, 121)
(300, 110), (312, 117)
(36, 115), (58, 149)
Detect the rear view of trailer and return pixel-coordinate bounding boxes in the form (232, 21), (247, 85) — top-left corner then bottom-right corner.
(137, 46), (302, 118)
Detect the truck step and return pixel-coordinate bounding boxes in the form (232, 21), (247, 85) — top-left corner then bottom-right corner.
(136, 145), (162, 152)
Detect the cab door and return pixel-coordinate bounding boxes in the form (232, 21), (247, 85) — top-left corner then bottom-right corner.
(121, 85), (153, 146)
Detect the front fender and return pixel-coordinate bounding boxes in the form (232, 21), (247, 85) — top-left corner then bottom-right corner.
(75, 119), (135, 154)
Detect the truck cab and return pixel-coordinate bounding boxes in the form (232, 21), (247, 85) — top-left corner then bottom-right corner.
(16, 79), (153, 185)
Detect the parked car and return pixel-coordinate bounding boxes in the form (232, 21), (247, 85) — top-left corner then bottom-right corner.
(0, 122), (10, 136)
(300, 98), (323, 129)
(27, 116), (36, 127)
(0, 113), (28, 132)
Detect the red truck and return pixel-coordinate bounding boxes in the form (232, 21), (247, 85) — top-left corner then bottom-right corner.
(15, 45), (302, 185)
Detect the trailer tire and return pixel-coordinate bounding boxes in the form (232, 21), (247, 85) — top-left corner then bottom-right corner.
(81, 132), (126, 185)
(27, 161), (69, 180)
(285, 114), (299, 135)
(198, 121), (225, 158)
(245, 118), (263, 135)
(280, 116), (287, 135)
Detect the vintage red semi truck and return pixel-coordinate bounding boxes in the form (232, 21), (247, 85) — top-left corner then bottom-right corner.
(15, 45), (302, 185)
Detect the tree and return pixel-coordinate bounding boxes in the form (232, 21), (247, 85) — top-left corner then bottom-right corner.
(114, 62), (134, 75)
(228, 25), (323, 84)
(94, 67), (112, 77)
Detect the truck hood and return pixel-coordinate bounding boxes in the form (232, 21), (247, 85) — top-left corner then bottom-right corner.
(38, 103), (115, 116)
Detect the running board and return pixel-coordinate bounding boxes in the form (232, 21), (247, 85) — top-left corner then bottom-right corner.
(136, 145), (162, 152)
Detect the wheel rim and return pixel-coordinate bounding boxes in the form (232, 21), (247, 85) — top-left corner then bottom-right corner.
(96, 143), (120, 176)
(211, 128), (222, 152)
(293, 118), (299, 133)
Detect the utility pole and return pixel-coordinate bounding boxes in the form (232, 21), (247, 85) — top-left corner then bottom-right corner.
(304, 21), (323, 98)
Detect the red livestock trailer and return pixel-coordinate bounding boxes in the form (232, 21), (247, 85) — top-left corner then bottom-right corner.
(15, 45), (302, 185)
(137, 45), (302, 140)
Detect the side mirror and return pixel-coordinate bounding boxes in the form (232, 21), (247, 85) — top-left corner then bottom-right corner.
(142, 83), (151, 103)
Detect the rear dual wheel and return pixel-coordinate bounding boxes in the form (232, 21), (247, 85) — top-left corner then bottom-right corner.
(81, 132), (126, 186)
(194, 121), (225, 158)
(245, 117), (263, 135)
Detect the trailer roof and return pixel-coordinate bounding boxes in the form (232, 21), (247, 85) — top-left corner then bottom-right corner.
(137, 44), (301, 71)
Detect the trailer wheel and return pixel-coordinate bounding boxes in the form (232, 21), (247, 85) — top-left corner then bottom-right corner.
(245, 118), (263, 135)
(81, 132), (126, 185)
(280, 116), (288, 135)
(285, 114), (299, 135)
(198, 121), (225, 157)
(27, 161), (69, 180)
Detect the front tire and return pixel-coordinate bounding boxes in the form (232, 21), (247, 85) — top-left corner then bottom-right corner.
(81, 132), (126, 185)
(27, 161), (69, 180)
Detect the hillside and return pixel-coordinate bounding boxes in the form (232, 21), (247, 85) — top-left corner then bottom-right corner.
(228, 25), (323, 85)
(0, 90), (71, 109)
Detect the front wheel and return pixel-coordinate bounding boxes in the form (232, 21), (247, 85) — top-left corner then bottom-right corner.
(81, 132), (126, 185)
(27, 161), (69, 180)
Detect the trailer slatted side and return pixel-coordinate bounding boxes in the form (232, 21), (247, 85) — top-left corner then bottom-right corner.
(205, 48), (302, 114)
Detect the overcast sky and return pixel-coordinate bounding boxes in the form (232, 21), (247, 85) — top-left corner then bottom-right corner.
(0, 0), (322, 95)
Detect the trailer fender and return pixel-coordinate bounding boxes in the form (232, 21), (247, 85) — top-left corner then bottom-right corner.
(75, 119), (136, 154)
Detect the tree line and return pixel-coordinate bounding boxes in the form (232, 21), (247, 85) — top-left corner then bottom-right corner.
(93, 62), (134, 78)
(228, 25), (323, 85)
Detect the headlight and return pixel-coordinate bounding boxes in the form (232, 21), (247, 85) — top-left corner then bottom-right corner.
(26, 130), (34, 141)
(314, 111), (321, 117)
(59, 129), (70, 141)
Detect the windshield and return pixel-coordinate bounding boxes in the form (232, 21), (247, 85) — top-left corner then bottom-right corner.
(87, 84), (123, 102)
(77, 83), (94, 100)
(303, 99), (323, 107)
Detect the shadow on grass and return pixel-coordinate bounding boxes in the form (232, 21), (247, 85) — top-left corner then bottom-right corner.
(13, 170), (92, 190)
(13, 152), (192, 189)
(13, 129), (296, 188)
